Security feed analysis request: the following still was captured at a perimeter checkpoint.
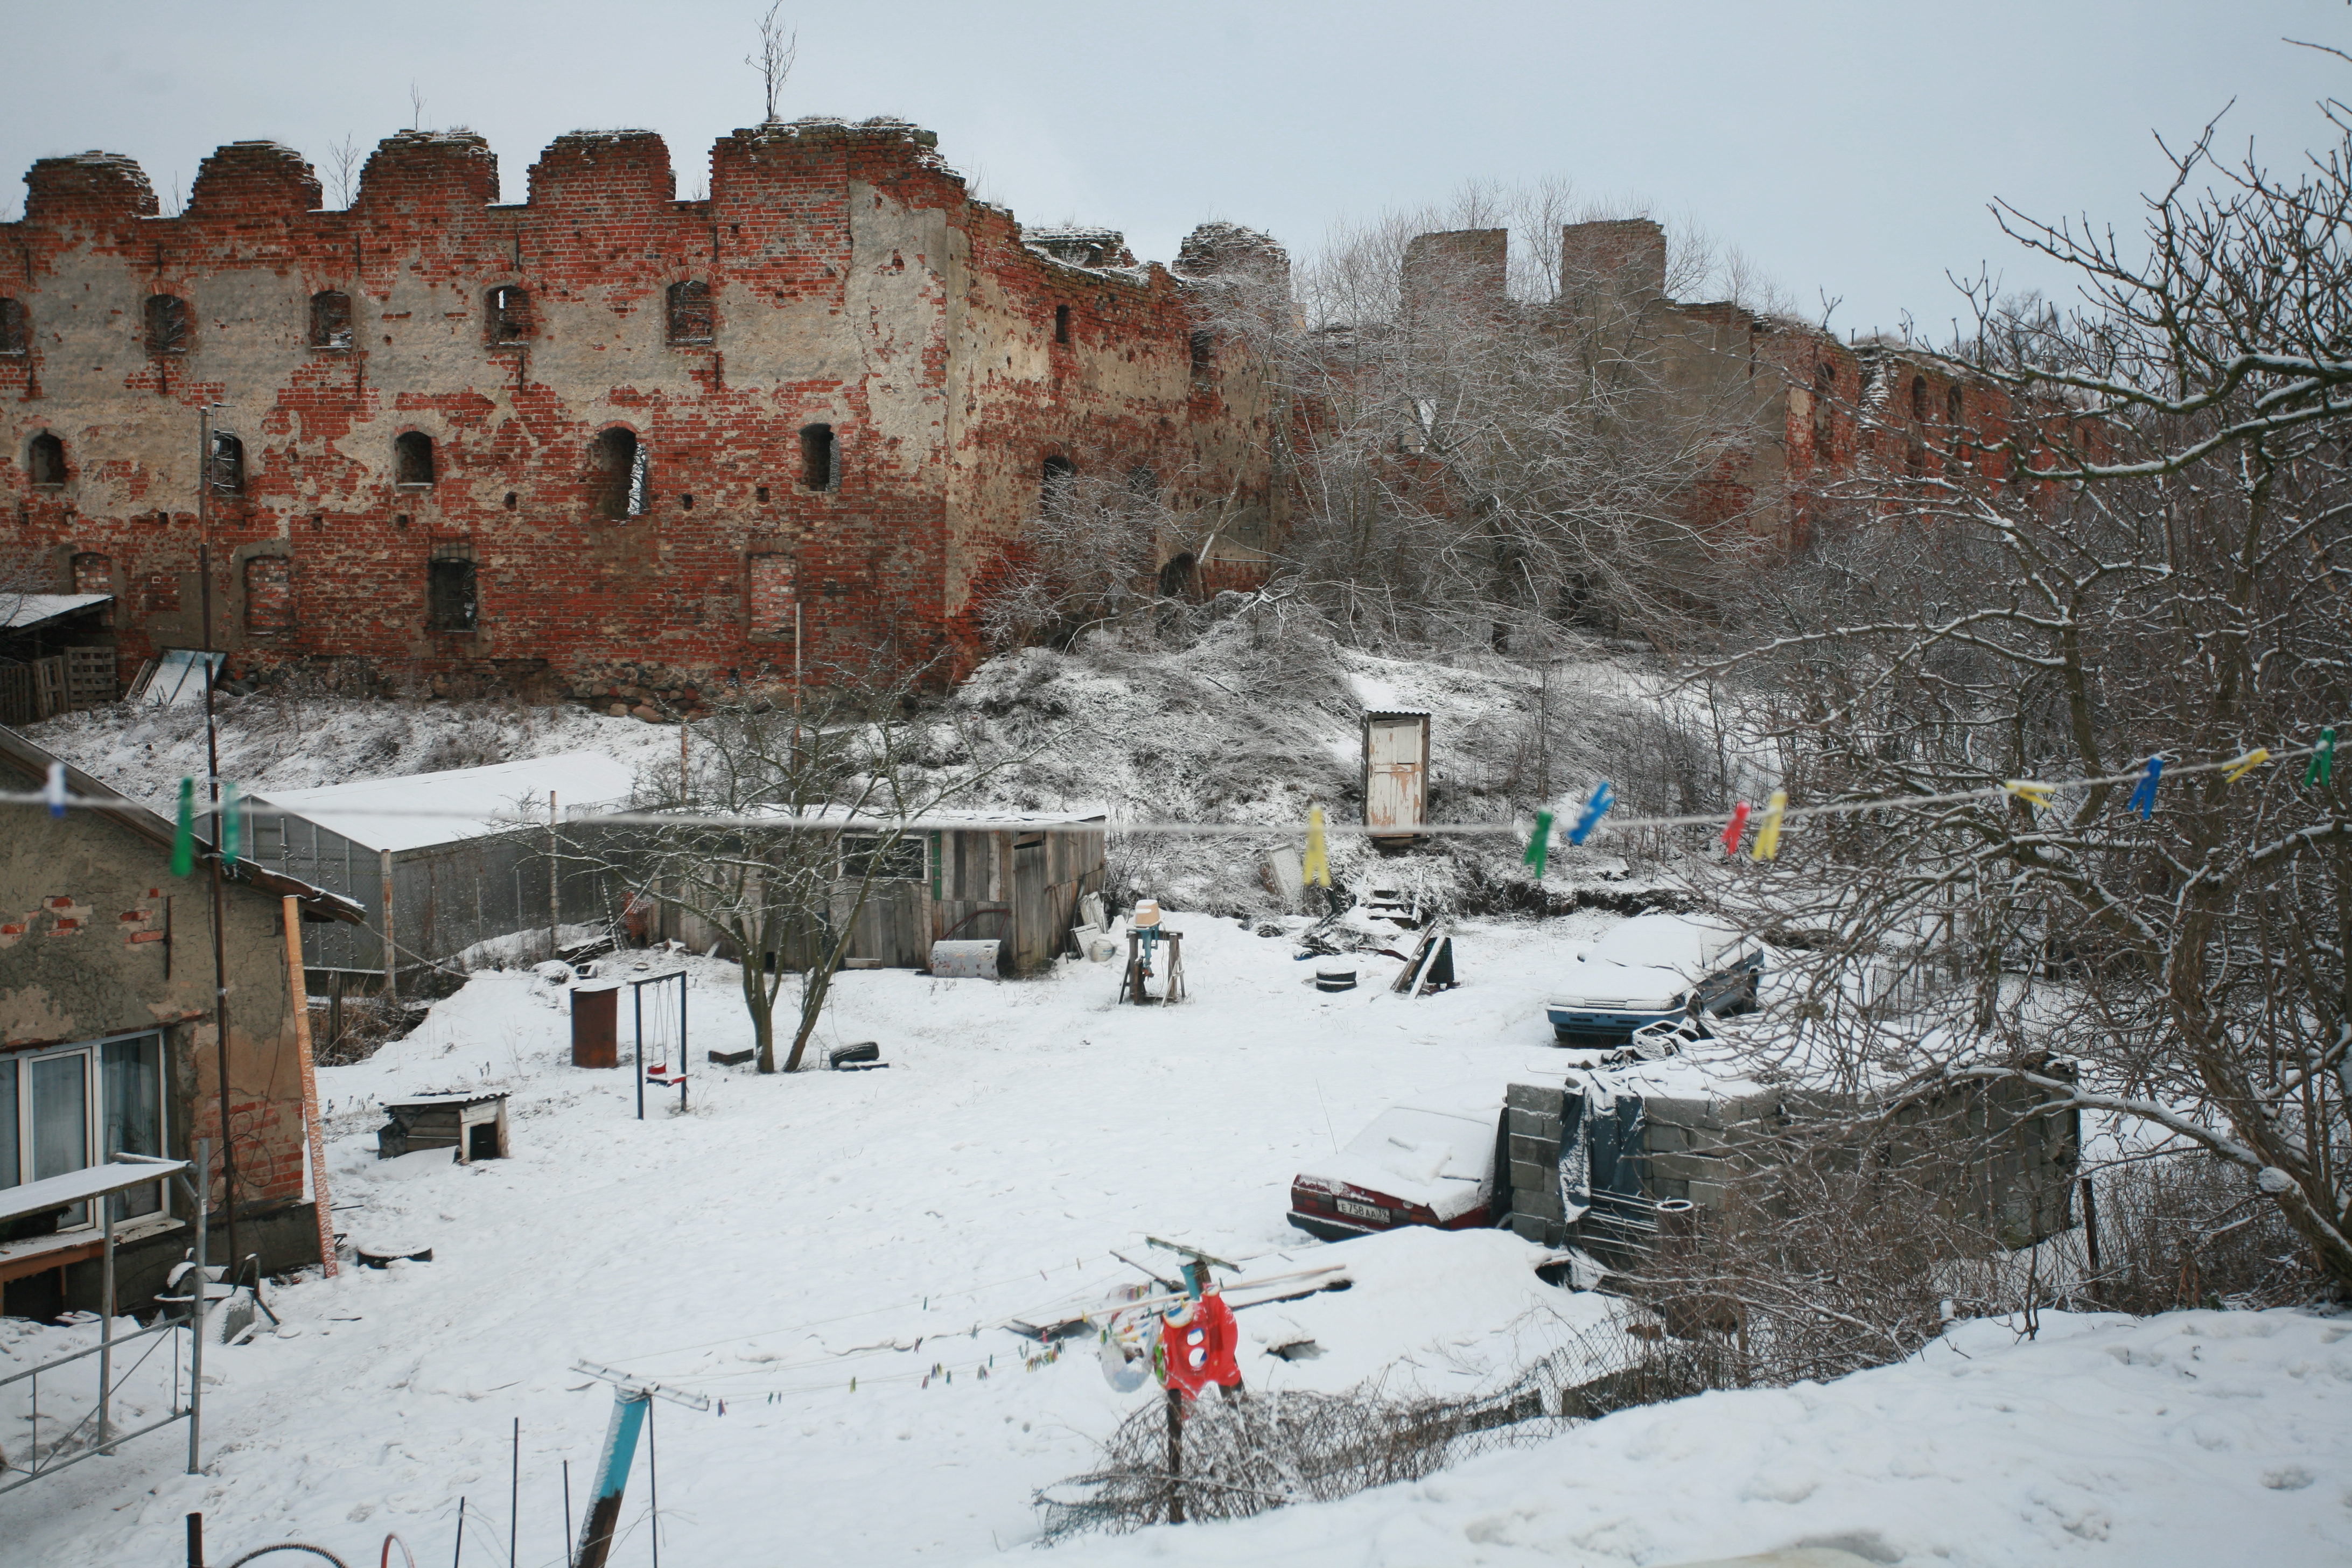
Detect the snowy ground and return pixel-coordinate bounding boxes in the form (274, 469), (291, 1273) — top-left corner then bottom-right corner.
(6, 909), (2350, 1566)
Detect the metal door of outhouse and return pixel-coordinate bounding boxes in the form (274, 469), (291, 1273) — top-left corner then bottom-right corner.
(1362, 710), (1430, 841)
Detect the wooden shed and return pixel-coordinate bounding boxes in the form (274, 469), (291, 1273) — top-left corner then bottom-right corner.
(855, 813), (1107, 975)
(1362, 710), (1431, 842)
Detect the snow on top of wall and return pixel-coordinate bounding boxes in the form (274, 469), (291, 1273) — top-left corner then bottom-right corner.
(251, 749), (638, 853)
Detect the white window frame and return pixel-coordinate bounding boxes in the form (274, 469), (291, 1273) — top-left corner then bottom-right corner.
(1, 1029), (172, 1234)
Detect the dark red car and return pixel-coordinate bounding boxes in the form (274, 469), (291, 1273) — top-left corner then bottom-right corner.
(1287, 1105), (1500, 1241)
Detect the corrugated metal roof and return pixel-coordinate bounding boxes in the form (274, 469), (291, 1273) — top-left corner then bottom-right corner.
(251, 751), (640, 855)
(1, 592), (111, 631)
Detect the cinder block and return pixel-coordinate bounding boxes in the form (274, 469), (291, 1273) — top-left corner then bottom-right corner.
(1507, 1108), (1562, 1141)
(1508, 1133), (1559, 1167)
(1515, 1188), (1565, 1221)
(1647, 1150), (1728, 1182)
(1644, 1095), (1716, 1130)
(1509, 1159), (1554, 1191)
(1507, 1081), (1566, 1116)
(1645, 1121), (1689, 1151)
(1689, 1180), (1726, 1209)
(1509, 1213), (1552, 1244)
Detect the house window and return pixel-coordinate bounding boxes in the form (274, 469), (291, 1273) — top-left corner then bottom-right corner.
(666, 281), (713, 345)
(0, 298), (27, 356)
(0, 1032), (168, 1232)
(748, 553), (795, 640)
(591, 428), (645, 519)
(394, 431), (436, 487)
(428, 558), (478, 631)
(245, 555), (294, 635)
(27, 432), (65, 488)
(840, 832), (925, 883)
(1041, 454), (1075, 513)
(309, 290), (353, 350)
(208, 431), (245, 495)
(1053, 304), (1070, 345)
(800, 423), (836, 492)
(146, 295), (190, 357)
(487, 285), (530, 346)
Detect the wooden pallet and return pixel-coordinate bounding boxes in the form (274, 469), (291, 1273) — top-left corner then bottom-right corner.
(64, 646), (115, 711)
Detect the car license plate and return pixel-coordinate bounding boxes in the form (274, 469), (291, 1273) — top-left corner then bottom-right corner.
(1335, 1199), (1388, 1222)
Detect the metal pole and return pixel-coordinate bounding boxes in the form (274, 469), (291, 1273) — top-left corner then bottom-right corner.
(572, 1388), (647, 1568)
(198, 405), (242, 1285)
(634, 982), (645, 1122)
(548, 792), (561, 963)
(679, 974), (688, 1114)
(380, 847), (398, 1011)
(188, 1137), (208, 1475)
(509, 1419), (519, 1568)
(99, 1201), (115, 1450)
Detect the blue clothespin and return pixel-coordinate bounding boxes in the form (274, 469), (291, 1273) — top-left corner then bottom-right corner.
(1567, 781), (1615, 846)
(44, 762), (66, 818)
(2126, 756), (2164, 820)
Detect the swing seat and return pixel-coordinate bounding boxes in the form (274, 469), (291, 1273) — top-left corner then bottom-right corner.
(645, 1065), (675, 1083)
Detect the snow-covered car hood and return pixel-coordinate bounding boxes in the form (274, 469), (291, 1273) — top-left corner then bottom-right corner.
(1294, 1107), (1493, 1220)
(1546, 962), (1689, 1013)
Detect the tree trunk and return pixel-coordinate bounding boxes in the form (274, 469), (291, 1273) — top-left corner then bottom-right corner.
(745, 963), (778, 1074)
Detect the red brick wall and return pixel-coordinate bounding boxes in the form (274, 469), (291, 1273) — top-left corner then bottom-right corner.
(0, 121), (1278, 701)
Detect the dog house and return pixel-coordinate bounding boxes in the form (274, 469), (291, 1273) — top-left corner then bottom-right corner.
(376, 1093), (512, 1163)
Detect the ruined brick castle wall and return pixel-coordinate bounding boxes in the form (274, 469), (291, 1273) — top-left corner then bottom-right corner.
(0, 120), (1277, 700)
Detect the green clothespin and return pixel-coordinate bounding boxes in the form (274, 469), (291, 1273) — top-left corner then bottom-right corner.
(2307, 728), (2336, 789)
(1523, 810), (1555, 877)
(171, 778), (195, 877)
(221, 781), (241, 866)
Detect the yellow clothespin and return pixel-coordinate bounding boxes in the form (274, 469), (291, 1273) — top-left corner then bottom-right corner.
(2223, 748), (2270, 783)
(1750, 789), (1788, 861)
(2004, 780), (2056, 809)
(1303, 806), (1331, 887)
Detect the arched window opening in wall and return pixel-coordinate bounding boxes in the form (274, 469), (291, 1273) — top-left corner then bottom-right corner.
(1947, 383), (1966, 429)
(309, 291), (353, 350)
(667, 281), (713, 345)
(71, 552), (110, 596)
(487, 285), (530, 346)
(27, 432), (65, 488)
(1811, 362), (1836, 457)
(394, 431), (436, 488)
(1910, 374), (1928, 421)
(0, 298), (27, 356)
(208, 432), (245, 495)
(800, 423), (836, 492)
(591, 428), (645, 519)
(1040, 455), (1075, 515)
(1053, 305), (1070, 345)
(1158, 552), (1196, 599)
(145, 295), (190, 357)
(244, 556), (294, 635)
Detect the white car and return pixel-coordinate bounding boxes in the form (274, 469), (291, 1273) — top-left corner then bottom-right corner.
(1544, 913), (1763, 1046)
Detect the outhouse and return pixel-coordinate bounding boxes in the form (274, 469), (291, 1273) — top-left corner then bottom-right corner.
(1362, 710), (1431, 842)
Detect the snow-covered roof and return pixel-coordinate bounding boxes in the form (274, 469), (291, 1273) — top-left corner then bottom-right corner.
(252, 751), (639, 854)
(2, 592), (111, 630)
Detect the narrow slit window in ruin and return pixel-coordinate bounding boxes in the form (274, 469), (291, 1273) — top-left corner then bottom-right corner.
(748, 553), (795, 640)
(428, 559), (478, 631)
(309, 291), (353, 350)
(488, 285), (530, 346)
(27, 432), (65, 488)
(394, 431), (436, 488)
(591, 428), (644, 519)
(1947, 383), (1965, 429)
(666, 281), (713, 345)
(1054, 305), (1070, 345)
(145, 295), (190, 357)
(800, 423), (836, 492)
(1910, 375), (1928, 421)
(1041, 454), (1075, 514)
(1812, 362), (1836, 456)
(244, 556), (294, 635)
(1188, 327), (1213, 377)
(208, 431), (245, 495)
(0, 298), (27, 356)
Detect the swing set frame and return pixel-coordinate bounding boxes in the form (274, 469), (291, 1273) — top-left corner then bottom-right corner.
(632, 970), (689, 1119)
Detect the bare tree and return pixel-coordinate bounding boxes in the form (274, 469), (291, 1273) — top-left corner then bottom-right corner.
(324, 133), (363, 211)
(747, 3), (798, 125)
(593, 667), (1013, 1073)
(1697, 84), (2352, 1292)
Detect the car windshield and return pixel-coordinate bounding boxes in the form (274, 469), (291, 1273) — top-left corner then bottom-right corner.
(1586, 914), (1746, 975)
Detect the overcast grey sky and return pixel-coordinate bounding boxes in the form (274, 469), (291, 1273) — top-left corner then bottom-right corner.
(6, 2), (2346, 337)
